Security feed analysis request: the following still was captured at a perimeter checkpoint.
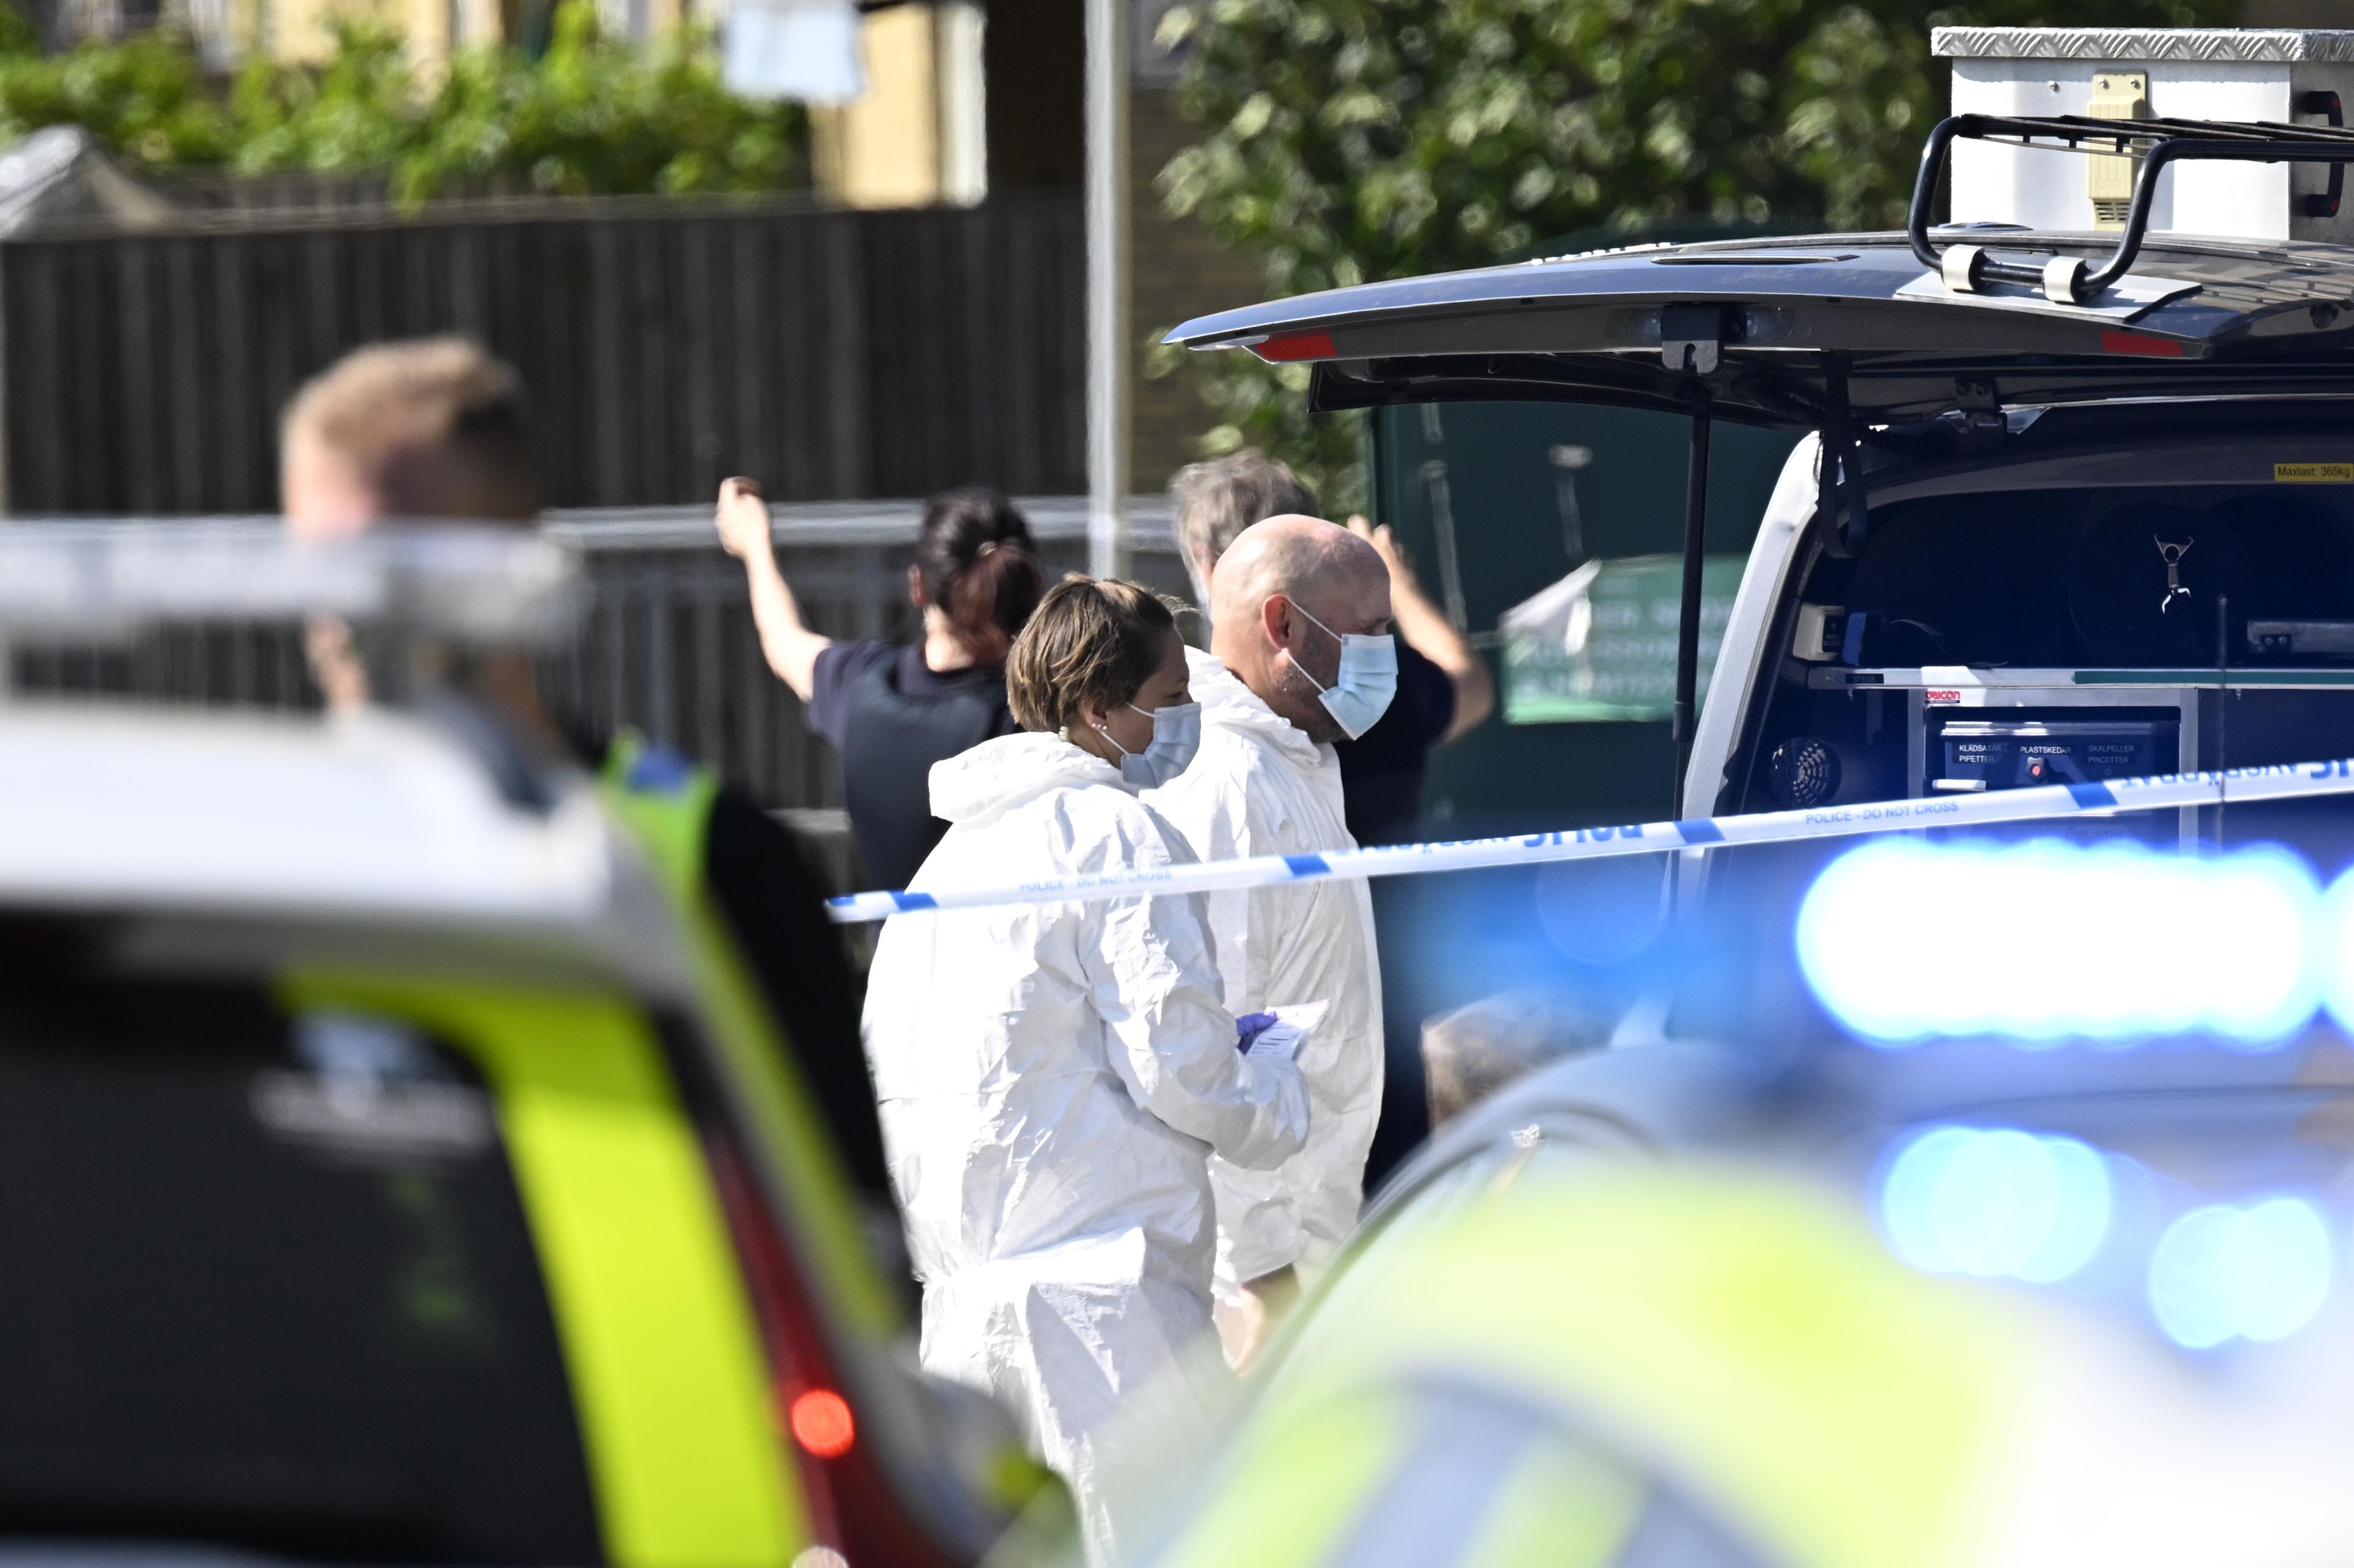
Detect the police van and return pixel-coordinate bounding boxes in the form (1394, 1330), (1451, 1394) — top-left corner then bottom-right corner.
(1129, 29), (2354, 1567)
(1171, 26), (2354, 854)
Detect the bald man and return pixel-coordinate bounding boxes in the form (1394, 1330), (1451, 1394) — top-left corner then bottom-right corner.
(1145, 515), (1395, 1366)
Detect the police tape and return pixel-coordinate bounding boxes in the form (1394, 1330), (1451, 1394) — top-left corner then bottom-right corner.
(822, 758), (2354, 924)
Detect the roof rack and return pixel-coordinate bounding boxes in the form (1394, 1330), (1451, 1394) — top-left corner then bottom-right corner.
(0, 522), (582, 642)
(1908, 109), (2354, 305)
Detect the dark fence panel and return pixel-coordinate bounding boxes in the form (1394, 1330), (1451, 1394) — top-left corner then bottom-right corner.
(0, 194), (1087, 514)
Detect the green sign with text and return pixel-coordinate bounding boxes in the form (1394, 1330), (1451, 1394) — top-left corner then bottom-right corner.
(1500, 554), (1746, 724)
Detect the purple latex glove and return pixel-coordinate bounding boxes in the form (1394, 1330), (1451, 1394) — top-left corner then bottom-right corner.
(1235, 1011), (1278, 1054)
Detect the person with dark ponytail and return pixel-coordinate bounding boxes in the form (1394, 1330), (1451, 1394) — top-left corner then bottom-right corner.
(716, 477), (1044, 891)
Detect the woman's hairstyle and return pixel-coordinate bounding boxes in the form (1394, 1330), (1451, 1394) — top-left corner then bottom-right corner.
(918, 487), (1043, 661)
(1006, 576), (1178, 734)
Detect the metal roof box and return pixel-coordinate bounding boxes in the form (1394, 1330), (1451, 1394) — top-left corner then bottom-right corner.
(1935, 26), (2354, 241)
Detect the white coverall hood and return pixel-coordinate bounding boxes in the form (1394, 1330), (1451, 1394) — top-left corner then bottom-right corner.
(1147, 647), (1386, 1290)
(927, 728), (1115, 827)
(863, 728), (1310, 1552)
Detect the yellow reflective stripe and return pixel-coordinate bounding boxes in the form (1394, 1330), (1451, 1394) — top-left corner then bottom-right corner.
(1146, 1388), (1411, 1568)
(1256, 1166), (2024, 1568)
(280, 973), (804, 1568)
(596, 769), (898, 1340)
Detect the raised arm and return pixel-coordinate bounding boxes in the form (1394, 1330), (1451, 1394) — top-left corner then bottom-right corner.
(1348, 514), (1495, 741)
(715, 477), (832, 702)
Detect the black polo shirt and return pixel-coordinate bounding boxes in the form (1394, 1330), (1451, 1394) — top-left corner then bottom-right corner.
(807, 639), (1019, 892)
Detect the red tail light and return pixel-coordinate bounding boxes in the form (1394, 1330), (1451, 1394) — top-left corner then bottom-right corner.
(1250, 331), (1337, 362)
(652, 1008), (971, 1566)
(788, 1388), (857, 1460)
(2101, 329), (2185, 357)
(700, 1132), (961, 1566)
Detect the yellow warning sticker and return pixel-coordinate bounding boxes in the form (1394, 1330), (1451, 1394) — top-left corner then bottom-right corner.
(2276, 462), (2354, 482)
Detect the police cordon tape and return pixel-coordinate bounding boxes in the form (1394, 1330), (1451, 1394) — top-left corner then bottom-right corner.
(822, 758), (2354, 923)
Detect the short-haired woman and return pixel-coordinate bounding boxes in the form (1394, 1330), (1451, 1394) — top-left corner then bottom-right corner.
(716, 478), (1045, 891)
(861, 577), (1309, 1550)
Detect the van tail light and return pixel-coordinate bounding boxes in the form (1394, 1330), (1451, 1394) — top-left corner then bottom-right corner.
(2100, 329), (2185, 357)
(1249, 331), (1336, 362)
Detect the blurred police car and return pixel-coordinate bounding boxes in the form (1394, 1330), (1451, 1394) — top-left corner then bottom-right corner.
(1136, 28), (2354, 1566)
(0, 529), (1049, 1567)
(1110, 834), (2354, 1568)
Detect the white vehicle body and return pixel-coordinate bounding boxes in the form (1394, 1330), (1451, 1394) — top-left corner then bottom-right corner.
(0, 701), (695, 997)
(1683, 435), (1821, 820)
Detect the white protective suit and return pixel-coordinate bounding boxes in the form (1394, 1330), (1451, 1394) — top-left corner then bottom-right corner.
(861, 731), (1310, 1534)
(1146, 647), (1385, 1290)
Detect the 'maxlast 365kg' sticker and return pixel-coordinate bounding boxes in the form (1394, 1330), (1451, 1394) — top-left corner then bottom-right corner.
(2276, 462), (2354, 483)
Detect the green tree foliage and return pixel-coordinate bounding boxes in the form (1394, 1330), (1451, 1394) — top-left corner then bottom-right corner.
(0, 1), (802, 200)
(1155, 0), (2236, 501)
(0, 26), (234, 171)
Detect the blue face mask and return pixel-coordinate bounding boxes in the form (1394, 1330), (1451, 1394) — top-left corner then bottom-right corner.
(1290, 602), (1398, 740)
(1095, 699), (1202, 788)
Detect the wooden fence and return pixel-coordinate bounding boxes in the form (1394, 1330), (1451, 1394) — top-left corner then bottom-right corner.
(0, 192), (1087, 515)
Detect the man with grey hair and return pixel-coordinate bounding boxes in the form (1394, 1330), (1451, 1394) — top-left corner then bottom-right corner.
(1169, 450), (1319, 612)
(1145, 514), (1395, 1368)
(1167, 449), (1493, 844)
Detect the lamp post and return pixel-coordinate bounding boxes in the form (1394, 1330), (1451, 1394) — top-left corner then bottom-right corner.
(1084, 0), (1130, 579)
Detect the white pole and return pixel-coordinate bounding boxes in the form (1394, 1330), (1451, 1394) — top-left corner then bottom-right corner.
(1083, 0), (1130, 580)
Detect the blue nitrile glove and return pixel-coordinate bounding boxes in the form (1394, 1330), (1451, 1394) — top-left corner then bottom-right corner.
(1235, 1012), (1278, 1054)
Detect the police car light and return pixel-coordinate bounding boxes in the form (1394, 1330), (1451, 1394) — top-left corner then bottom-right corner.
(2147, 1197), (2333, 1350)
(1797, 839), (2323, 1047)
(1876, 1125), (2114, 1284)
(2313, 873), (2354, 1038)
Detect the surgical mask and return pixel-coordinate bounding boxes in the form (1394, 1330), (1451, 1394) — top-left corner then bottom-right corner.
(1290, 603), (1398, 740)
(1094, 700), (1201, 788)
